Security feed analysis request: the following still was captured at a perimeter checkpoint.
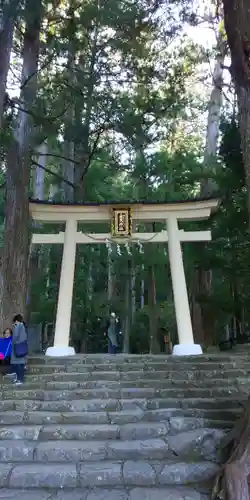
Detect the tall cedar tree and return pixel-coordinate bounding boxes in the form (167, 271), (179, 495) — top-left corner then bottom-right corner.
(0, 0), (42, 330)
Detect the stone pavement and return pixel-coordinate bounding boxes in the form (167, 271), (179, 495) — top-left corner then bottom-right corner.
(0, 488), (210, 499)
(0, 353), (249, 497)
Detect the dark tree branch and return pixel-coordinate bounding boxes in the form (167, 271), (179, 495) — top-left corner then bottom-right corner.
(78, 114), (112, 182)
(33, 152), (81, 165)
(80, 129), (102, 180)
(32, 102), (72, 148)
(32, 160), (76, 188)
(89, 122), (112, 137)
(20, 52), (56, 91)
(12, 100), (70, 125)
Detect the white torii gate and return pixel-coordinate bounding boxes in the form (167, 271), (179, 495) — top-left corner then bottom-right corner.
(29, 198), (219, 357)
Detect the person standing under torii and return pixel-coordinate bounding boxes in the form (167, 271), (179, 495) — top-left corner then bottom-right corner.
(104, 311), (122, 354)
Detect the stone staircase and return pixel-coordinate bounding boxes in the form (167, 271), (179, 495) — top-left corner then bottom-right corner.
(0, 353), (249, 500)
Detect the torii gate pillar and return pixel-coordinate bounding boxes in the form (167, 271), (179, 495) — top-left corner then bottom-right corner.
(46, 219), (77, 356)
(167, 216), (202, 356)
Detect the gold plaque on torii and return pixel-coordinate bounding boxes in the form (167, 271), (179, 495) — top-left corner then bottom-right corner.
(111, 207), (132, 237)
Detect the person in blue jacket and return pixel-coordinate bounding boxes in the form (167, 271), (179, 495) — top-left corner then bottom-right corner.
(0, 328), (12, 376)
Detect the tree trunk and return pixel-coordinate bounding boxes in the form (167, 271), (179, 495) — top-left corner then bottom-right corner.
(237, 86), (250, 218)
(198, 266), (215, 347)
(62, 123), (75, 202)
(33, 142), (46, 200)
(48, 183), (61, 310)
(201, 33), (227, 195)
(131, 261), (136, 324)
(123, 259), (131, 353)
(74, 23), (98, 197)
(87, 251), (94, 304)
(107, 251), (114, 303)
(223, 0), (250, 220)
(61, 20), (76, 203)
(232, 281), (243, 341)
(211, 0), (250, 476)
(0, 0), (42, 330)
(140, 263), (145, 309)
(27, 142), (47, 322)
(148, 264), (160, 354)
(212, 396), (250, 500)
(144, 221), (160, 354)
(194, 29), (226, 346)
(49, 184), (58, 201)
(191, 268), (204, 345)
(0, 0), (20, 127)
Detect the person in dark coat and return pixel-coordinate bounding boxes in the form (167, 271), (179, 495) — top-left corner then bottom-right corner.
(104, 312), (122, 354)
(11, 314), (28, 386)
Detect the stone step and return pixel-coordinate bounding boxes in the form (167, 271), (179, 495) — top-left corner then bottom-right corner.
(0, 396), (245, 413)
(27, 353), (250, 364)
(0, 427), (225, 462)
(3, 377), (250, 391)
(0, 354), (244, 497)
(0, 408), (237, 427)
(25, 365), (250, 376)
(0, 387), (248, 402)
(148, 407), (241, 422)
(0, 421), (227, 442)
(26, 362), (250, 374)
(0, 488), (210, 500)
(25, 369), (250, 383)
(0, 460), (219, 487)
(24, 371), (250, 386)
(178, 408), (241, 422)
(0, 422), (164, 441)
(0, 438), (168, 462)
(1, 388), (155, 401)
